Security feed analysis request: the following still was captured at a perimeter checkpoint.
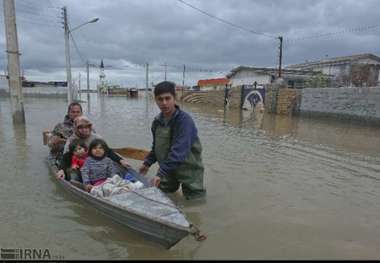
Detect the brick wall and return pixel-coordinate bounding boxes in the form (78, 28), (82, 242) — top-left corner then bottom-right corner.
(264, 87), (301, 115)
(277, 89), (299, 115)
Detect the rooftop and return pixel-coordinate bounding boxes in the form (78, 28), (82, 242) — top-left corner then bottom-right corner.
(226, 66), (317, 79)
(198, 78), (229, 86)
(286, 53), (380, 69)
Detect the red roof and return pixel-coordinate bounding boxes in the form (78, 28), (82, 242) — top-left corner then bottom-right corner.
(198, 78), (229, 86)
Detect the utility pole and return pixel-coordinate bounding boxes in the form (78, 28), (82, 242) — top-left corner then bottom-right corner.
(145, 63), (149, 93)
(182, 64), (186, 86)
(3, 0), (25, 123)
(278, 36), (283, 78)
(164, 63), (167, 81)
(62, 6), (72, 104)
(78, 72), (81, 99)
(86, 61), (90, 103)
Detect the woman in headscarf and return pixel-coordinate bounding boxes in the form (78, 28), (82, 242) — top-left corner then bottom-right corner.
(57, 116), (130, 181)
(63, 116), (99, 154)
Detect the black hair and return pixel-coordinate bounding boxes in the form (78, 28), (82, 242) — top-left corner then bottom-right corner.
(154, 81), (176, 97)
(67, 102), (83, 114)
(88, 138), (109, 159)
(68, 138), (87, 154)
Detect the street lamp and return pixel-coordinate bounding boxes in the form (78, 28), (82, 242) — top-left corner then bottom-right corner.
(70, 18), (99, 32)
(63, 6), (99, 103)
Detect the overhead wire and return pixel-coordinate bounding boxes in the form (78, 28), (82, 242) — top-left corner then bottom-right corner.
(69, 30), (87, 65)
(286, 24), (380, 44)
(176, 0), (277, 39)
(176, 0), (379, 46)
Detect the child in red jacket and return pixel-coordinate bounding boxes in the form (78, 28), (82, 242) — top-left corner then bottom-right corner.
(70, 139), (88, 182)
(56, 139), (88, 182)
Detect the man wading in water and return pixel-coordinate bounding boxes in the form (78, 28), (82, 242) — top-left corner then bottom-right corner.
(139, 81), (206, 200)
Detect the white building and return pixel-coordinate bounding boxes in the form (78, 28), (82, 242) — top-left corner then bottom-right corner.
(226, 66), (319, 89)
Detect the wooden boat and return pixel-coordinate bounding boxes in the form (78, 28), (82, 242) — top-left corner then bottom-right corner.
(43, 132), (201, 249)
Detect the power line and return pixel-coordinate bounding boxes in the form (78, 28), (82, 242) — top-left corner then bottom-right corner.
(69, 31), (87, 64)
(16, 17), (61, 28)
(176, 0), (277, 39)
(286, 24), (380, 43)
(176, 0), (379, 46)
(16, 7), (61, 19)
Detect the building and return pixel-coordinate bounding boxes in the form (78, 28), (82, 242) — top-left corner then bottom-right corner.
(0, 75), (67, 97)
(197, 78), (229, 91)
(226, 66), (320, 89)
(22, 80), (67, 87)
(286, 53), (380, 87)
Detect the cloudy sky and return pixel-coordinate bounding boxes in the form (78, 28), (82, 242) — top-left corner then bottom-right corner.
(0, 0), (379, 88)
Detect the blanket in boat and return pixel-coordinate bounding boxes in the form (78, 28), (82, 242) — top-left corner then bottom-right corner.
(90, 174), (143, 198)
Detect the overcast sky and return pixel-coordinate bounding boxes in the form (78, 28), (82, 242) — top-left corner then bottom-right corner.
(0, 0), (379, 88)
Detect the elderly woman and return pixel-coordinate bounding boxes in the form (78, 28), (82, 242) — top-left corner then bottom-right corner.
(63, 116), (99, 153)
(57, 116), (130, 181)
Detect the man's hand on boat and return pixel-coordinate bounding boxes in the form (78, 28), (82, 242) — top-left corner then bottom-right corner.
(139, 164), (160, 187)
(150, 175), (161, 187)
(56, 169), (65, 180)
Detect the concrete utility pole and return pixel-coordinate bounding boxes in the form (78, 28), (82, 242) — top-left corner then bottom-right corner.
(62, 6), (72, 103)
(145, 63), (149, 92)
(85, 61), (91, 112)
(278, 36), (283, 78)
(3, 0), (25, 123)
(164, 63), (167, 81)
(86, 61), (90, 101)
(182, 64), (186, 86)
(78, 72), (81, 99)
(86, 60), (97, 96)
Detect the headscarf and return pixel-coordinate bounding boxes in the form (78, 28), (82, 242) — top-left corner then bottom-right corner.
(73, 116), (93, 138)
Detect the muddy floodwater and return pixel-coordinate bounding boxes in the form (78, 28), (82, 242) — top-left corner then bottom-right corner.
(0, 95), (379, 260)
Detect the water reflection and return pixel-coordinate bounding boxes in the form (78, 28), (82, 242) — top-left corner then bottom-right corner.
(13, 122), (28, 166)
(87, 92), (91, 114)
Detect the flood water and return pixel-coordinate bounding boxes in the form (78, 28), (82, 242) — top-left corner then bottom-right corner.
(0, 94), (379, 260)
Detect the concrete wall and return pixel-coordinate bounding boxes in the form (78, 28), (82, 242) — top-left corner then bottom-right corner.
(300, 87), (380, 123)
(199, 84), (226, 91)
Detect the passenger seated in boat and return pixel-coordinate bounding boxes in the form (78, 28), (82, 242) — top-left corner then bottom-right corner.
(48, 102), (82, 162)
(63, 116), (130, 169)
(56, 139), (88, 182)
(81, 139), (119, 192)
(63, 116), (100, 154)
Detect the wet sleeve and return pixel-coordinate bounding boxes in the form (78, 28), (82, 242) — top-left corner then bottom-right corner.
(143, 124), (157, 167)
(157, 115), (197, 177)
